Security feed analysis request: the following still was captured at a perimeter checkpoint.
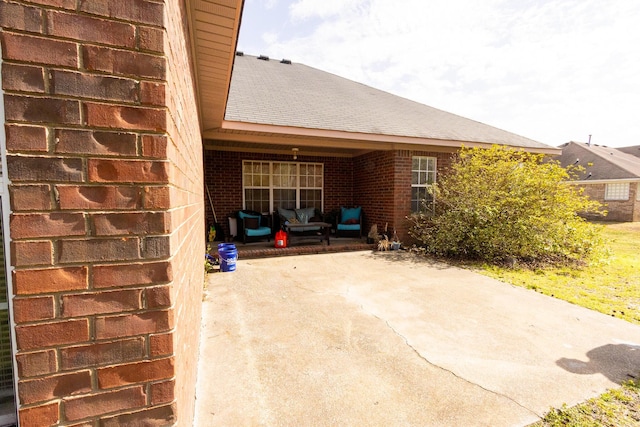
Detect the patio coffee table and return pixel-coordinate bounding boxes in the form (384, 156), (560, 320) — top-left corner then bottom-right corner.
(285, 222), (331, 246)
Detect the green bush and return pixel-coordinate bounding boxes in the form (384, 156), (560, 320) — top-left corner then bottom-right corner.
(409, 145), (606, 266)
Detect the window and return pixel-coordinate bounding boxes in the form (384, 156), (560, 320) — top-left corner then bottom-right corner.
(605, 183), (630, 201)
(411, 156), (437, 212)
(243, 161), (323, 212)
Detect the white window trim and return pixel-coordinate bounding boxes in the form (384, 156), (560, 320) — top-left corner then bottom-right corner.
(242, 160), (324, 213)
(411, 156), (437, 212)
(604, 182), (630, 201)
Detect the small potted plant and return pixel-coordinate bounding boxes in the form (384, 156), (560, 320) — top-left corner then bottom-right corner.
(367, 224), (378, 244)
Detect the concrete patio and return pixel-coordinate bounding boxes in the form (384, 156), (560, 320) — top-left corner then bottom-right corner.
(195, 251), (640, 426)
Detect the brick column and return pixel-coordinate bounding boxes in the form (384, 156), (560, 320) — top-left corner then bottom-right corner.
(1, 0), (204, 425)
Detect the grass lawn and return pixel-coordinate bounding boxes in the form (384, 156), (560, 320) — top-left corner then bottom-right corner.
(478, 222), (640, 426)
(482, 222), (640, 325)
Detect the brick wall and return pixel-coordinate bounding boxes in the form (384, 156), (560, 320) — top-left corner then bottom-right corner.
(354, 149), (454, 241)
(579, 182), (640, 222)
(204, 149), (353, 237)
(204, 148), (455, 242)
(1, 0), (203, 425)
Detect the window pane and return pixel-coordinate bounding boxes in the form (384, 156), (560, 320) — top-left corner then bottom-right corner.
(274, 189), (296, 210)
(300, 189), (321, 209)
(605, 183), (630, 200)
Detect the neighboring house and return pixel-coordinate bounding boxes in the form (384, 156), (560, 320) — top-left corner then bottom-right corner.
(204, 53), (558, 242)
(0, 0), (556, 425)
(558, 142), (640, 222)
(618, 145), (640, 159)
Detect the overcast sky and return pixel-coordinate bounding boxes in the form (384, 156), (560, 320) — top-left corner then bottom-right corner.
(237, 0), (640, 148)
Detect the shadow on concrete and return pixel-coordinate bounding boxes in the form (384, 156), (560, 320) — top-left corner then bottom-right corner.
(557, 343), (640, 384)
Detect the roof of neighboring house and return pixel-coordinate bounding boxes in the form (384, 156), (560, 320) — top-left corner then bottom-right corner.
(618, 145), (640, 159)
(558, 141), (640, 181)
(224, 54), (554, 152)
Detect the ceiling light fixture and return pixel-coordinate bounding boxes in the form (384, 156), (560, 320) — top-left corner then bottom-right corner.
(292, 148), (299, 160)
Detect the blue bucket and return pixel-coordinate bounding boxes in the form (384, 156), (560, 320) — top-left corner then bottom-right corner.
(218, 243), (237, 272)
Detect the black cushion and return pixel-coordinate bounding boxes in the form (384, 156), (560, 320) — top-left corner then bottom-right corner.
(244, 217), (259, 229)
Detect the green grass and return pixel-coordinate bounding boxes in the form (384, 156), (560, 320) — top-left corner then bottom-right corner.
(481, 222), (640, 325)
(477, 222), (640, 426)
(530, 377), (640, 427)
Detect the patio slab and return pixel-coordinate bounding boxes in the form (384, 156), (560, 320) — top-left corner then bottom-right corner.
(195, 251), (640, 426)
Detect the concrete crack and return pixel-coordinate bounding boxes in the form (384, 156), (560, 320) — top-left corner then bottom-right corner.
(369, 309), (543, 420)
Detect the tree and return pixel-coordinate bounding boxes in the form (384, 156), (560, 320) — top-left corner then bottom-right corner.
(409, 145), (606, 266)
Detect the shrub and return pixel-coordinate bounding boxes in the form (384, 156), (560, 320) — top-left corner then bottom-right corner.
(409, 145), (606, 266)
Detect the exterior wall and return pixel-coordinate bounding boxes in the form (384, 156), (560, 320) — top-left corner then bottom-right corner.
(579, 183), (640, 222)
(204, 149), (353, 237)
(354, 150), (454, 242)
(1, 1), (203, 425)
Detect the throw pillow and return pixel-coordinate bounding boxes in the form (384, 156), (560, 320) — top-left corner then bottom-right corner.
(344, 218), (359, 225)
(244, 217), (259, 229)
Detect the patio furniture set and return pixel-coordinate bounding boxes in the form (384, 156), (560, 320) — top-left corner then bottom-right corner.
(235, 206), (363, 246)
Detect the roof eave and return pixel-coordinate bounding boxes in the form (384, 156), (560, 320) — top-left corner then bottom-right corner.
(203, 121), (561, 155)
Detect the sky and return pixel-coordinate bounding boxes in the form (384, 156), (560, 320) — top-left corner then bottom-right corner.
(236, 0), (640, 148)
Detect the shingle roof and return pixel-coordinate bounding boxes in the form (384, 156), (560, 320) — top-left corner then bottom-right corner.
(225, 54), (553, 150)
(618, 145), (640, 159)
(558, 141), (640, 180)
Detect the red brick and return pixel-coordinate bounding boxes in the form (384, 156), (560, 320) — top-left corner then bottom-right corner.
(11, 212), (85, 239)
(55, 129), (137, 156)
(60, 338), (145, 370)
(1, 32), (77, 67)
(19, 401), (60, 427)
(149, 333), (173, 357)
(146, 285), (171, 309)
(63, 386), (146, 422)
(5, 124), (47, 152)
(140, 81), (165, 106)
(93, 212), (169, 236)
(1, 63), (45, 93)
(101, 405), (176, 427)
(47, 10), (136, 47)
(150, 380), (175, 405)
(83, 45), (165, 80)
(84, 103), (166, 132)
(58, 238), (140, 263)
(26, 0), (75, 8)
(11, 240), (53, 266)
(138, 25), (164, 53)
(5, 95), (81, 125)
(13, 296), (55, 323)
(13, 266), (87, 295)
(141, 134), (167, 158)
(97, 357), (174, 389)
(16, 319), (90, 351)
(93, 261), (171, 289)
(95, 310), (172, 339)
(142, 235), (170, 259)
(79, 0), (164, 26)
(61, 289), (142, 317)
(57, 185), (142, 210)
(7, 156), (83, 182)
(16, 349), (57, 378)
(143, 186), (170, 209)
(51, 70), (138, 103)
(88, 159), (169, 183)
(0, 1), (43, 32)
(19, 370), (92, 404)
(9, 184), (52, 210)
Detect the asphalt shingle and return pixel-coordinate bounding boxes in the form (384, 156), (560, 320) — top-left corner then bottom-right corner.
(225, 54), (552, 150)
